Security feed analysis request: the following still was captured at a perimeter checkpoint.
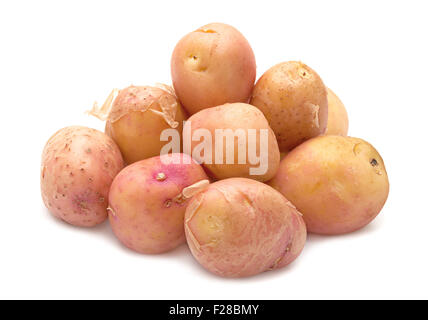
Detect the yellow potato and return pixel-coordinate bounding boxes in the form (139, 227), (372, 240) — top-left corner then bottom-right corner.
(184, 103), (280, 182)
(171, 23), (256, 115)
(250, 61), (328, 152)
(325, 88), (349, 136)
(90, 85), (187, 164)
(269, 135), (389, 235)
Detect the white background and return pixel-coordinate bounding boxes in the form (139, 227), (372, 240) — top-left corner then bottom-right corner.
(1, 0), (427, 299)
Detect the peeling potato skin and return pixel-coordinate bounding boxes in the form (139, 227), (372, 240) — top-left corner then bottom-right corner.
(184, 178), (306, 278)
(250, 61), (328, 152)
(41, 126), (124, 227)
(184, 103), (280, 182)
(171, 23), (256, 115)
(269, 135), (389, 235)
(325, 88), (349, 136)
(106, 86), (187, 165)
(108, 153), (208, 254)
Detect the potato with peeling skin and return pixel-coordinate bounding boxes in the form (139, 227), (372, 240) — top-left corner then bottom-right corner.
(325, 88), (349, 136)
(185, 178), (306, 278)
(250, 61), (328, 152)
(184, 103), (280, 182)
(90, 85), (187, 165)
(41, 126), (124, 227)
(171, 23), (256, 115)
(108, 153), (209, 254)
(269, 135), (389, 235)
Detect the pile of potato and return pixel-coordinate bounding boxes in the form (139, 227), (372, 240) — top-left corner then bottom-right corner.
(41, 23), (389, 278)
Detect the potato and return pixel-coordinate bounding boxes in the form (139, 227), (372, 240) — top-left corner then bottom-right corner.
(269, 135), (389, 235)
(185, 178), (306, 278)
(89, 84), (187, 164)
(171, 23), (256, 115)
(325, 88), (349, 136)
(250, 61), (328, 152)
(41, 126), (124, 227)
(183, 102), (280, 181)
(108, 153), (209, 254)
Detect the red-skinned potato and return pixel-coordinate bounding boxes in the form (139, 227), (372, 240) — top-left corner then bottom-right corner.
(325, 88), (349, 136)
(108, 153), (209, 254)
(171, 23), (256, 115)
(89, 84), (187, 164)
(185, 178), (306, 278)
(250, 61), (328, 152)
(41, 126), (124, 227)
(269, 135), (389, 235)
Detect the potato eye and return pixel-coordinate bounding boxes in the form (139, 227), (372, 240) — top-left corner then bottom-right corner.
(370, 158), (378, 166)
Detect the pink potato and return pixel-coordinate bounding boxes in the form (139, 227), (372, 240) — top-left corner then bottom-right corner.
(325, 88), (349, 136)
(184, 178), (306, 278)
(171, 23), (256, 115)
(41, 126), (124, 227)
(108, 153), (209, 254)
(269, 135), (389, 235)
(89, 84), (187, 165)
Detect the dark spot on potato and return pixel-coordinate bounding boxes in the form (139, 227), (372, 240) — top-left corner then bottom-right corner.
(370, 158), (378, 166)
(164, 199), (172, 208)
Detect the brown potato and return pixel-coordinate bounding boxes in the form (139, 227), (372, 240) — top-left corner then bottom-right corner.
(325, 88), (349, 136)
(250, 61), (328, 152)
(171, 23), (256, 115)
(269, 135), (389, 235)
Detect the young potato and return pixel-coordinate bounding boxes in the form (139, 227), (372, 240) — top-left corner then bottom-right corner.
(108, 153), (209, 254)
(183, 102), (280, 182)
(171, 23), (256, 115)
(250, 61), (328, 152)
(269, 135), (389, 235)
(185, 178), (306, 278)
(41, 126), (124, 227)
(325, 88), (349, 136)
(89, 84), (187, 164)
